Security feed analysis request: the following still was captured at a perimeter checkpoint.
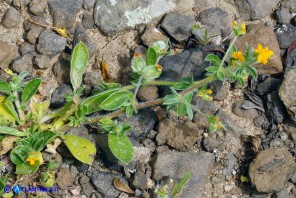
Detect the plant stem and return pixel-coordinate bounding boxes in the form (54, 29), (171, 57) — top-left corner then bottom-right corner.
(133, 76), (143, 100)
(13, 91), (25, 121)
(219, 36), (238, 68)
(147, 81), (177, 86)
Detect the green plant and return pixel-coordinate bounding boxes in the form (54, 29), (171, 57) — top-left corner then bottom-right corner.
(0, 21), (273, 189)
(191, 24), (219, 46)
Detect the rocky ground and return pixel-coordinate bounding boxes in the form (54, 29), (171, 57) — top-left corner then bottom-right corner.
(0, 0), (296, 197)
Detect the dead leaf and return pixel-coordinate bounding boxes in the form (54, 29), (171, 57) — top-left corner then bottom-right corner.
(100, 58), (112, 82)
(45, 138), (62, 154)
(0, 136), (19, 155)
(113, 177), (135, 194)
(52, 27), (71, 40)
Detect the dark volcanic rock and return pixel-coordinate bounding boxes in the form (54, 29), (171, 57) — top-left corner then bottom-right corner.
(48, 0), (83, 28)
(11, 53), (35, 74)
(160, 11), (195, 43)
(50, 84), (72, 108)
(87, 170), (126, 197)
(118, 108), (157, 140)
(256, 77), (281, 95)
(235, 0), (280, 20)
(274, 6), (293, 24)
(198, 7), (232, 37)
(275, 24), (296, 49)
(19, 42), (35, 56)
(37, 31), (67, 56)
(154, 150), (214, 198)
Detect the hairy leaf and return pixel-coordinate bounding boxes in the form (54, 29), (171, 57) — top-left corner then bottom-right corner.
(205, 54), (221, 66)
(21, 78), (42, 103)
(0, 126), (27, 137)
(108, 133), (133, 164)
(171, 172), (192, 197)
(146, 47), (157, 65)
(0, 81), (11, 95)
(63, 135), (96, 164)
(81, 89), (119, 114)
(100, 91), (133, 111)
(16, 161), (39, 175)
(70, 42), (89, 92)
(18, 131), (56, 151)
(10, 145), (33, 165)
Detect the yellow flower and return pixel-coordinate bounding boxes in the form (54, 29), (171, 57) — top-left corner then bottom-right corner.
(156, 64), (163, 71)
(206, 89), (213, 95)
(255, 44), (274, 64)
(26, 156), (38, 165)
(231, 51), (245, 63)
(133, 53), (141, 57)
(232, 21), (238, 28)
(26, 151), (44, 166)
(241, 23), (246, 34)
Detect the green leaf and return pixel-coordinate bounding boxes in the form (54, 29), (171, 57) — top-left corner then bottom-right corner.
(125, 104), (134, 117)
(0, 81), (11, 95)
(185, 103), (193, 120)
(245, 66), (258, 80)
(163, 94), (179, 105)
(217, 70), (225, 80)
(205, 54), (221, 66)
(100, 91), (133, 111)
(171, 172), (192, 197)
(21, 78), (42, 103)
(108, 133), (133, 164)
(3, 101), (19, 121)
(131, 57), (146, 73)
(16, 161), (39, 175)
(205, 66), (219, 73)
(81, 88), (119, 114)
(0, 126), (27, 137)
(176, 103), (187, 116)
(70, 42), (89, 92)
(10, 145), (33, 165)
(19, 131), (56, 151)
(184, 92), (193, 103)
(63, 135), (96, 164)
(142, 65), (162, 80)
(146, 47), (157, 65)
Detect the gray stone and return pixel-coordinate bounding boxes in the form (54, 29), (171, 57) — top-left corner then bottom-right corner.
(1, 7), (21, 28)
(154, 150), (214, 198)
(0, 41), (18, 70)
(249, 148), (296, 193)
(52, 55), (71, 84)
(33, 54), (51, 69)
(282, 0), (296, 12)
(232, 100), (259, 120)
(141, 26), (168, 47)
(118, 108), (157, 140)
(94, 0), (177, 36)
(11, 53), (35, 74)
(290, 168), (296, 184)
(275, 24), (296, 49)
(50, 84), (72, 108)
(82, 11), (95, 29)
(81, 183), (94, 197)
(279, 68), (296, 123)
(26, 27), (44, 44)
(157, 119), (201, 151)
(216, 110), (247, 134)
(19, 42), (35, 56)
(267, 91), (287, 124)
(48, 0), (83, 28)
(198, 7), (231, 37)
(137, 86), (159, 101)
(56, 168), (74, 190)
(203, 135), (221, 152)
(235, 0), (280, 20)
(274, 189), (291, 198)
(158, 47), (211, 95)
(160, 11), (195, 43)
(83, 72), (101, 87)
(256, 77), (281, 95)
(29, 0), (47, 15)
(132, 171), (147, 189)
(83, 0), (96, 10)
(87, 170), (125, 197)
(37, 31), (67, 56)
(274, 6), (293, 24)
(209, 80), (228, 101)
(236, 24), (283, 75)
